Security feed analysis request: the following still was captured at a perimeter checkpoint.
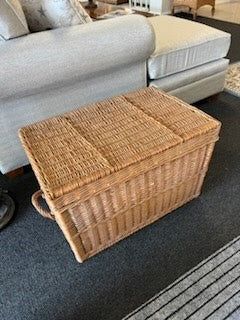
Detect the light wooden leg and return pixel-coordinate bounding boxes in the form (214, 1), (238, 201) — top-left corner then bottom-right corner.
(211, 5), (215, 16)
(6, 167), (24, 179)
(192, 9), (197, 19)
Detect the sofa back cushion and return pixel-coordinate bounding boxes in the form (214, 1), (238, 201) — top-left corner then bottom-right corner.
(0, 0), (29, 40)
(20, 0), (92, 32)
(44, 0), (92, 28)
(20, 0), (51, 31)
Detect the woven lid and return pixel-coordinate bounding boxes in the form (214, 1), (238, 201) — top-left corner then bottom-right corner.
(19, 88), (219, 200)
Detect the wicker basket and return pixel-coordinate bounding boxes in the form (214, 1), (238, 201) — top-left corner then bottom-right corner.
(19, 88), (221, 262)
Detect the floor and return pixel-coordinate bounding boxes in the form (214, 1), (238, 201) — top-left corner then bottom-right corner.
(198, 0), (240, 24)
(0, 16), (240, 320)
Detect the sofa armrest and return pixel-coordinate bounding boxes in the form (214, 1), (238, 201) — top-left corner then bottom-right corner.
(0, 15), (155, 100)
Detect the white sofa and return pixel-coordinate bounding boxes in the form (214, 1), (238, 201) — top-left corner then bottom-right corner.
(0, 15), (231, 174)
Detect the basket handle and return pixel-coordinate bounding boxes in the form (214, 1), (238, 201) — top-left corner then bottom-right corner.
(32, 190), (55, 220)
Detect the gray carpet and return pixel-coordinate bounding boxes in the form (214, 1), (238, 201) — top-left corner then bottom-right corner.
(1, 18), (240, 320)
(124, 236), (240, 320)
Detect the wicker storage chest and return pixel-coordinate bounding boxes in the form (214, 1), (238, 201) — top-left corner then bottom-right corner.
(19, 88), (221, 262)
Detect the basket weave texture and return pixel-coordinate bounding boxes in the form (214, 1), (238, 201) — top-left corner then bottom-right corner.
(19, 88), (221, 262)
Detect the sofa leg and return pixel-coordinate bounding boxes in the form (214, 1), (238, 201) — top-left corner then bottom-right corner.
(192, 9), (197, 20)
(6, 167), (24, 179)
(211, 6), (215, 16)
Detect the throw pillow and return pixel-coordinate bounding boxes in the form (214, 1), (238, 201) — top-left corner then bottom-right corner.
(44, 0), (92, 28)
(20, 0), (92, 32)
(20, 0), (52, 32)
(0, 0), (29, 41)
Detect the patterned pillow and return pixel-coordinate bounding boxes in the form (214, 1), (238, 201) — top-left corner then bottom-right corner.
(44, 0), (92, 28)
(0, 0), (29, 41)
(20, 0), (92, 32)
(20, 0), (52, 32)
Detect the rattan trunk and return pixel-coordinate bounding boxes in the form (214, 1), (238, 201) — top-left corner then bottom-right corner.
(19, 88), (221, 263)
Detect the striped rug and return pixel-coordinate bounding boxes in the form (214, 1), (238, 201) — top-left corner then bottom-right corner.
(123, 236), (240, 320)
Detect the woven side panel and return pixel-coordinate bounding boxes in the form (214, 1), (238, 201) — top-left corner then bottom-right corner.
(65, 144), (214, 260)
(70, 145), (209, 232)
(77, 173), (202, 260)
(54, 209), (87, 263)
(50, 128), (219, 212)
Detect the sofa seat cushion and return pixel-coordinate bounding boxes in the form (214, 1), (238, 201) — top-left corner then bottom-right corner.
(148, 16), (231, 80)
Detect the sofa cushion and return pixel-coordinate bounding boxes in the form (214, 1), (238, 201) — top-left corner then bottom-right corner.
(148, 16), (231, 80)
(20, 0), (92, 32)
(0, 0), (29, 40)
